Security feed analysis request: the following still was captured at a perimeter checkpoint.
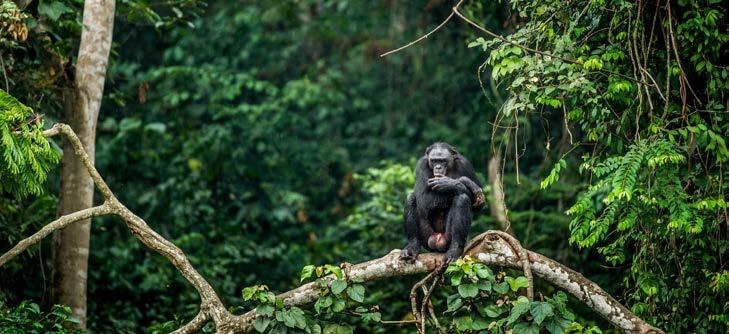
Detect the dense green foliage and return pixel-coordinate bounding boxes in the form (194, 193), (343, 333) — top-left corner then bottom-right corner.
(471, 0), (729, 331)
(0, 89), (58, 197)
(0, 301), (81, 334)
(1, 0), (727, 333)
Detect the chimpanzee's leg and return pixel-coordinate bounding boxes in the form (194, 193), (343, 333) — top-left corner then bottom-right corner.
(442, 193), (472, 267)
(402, 193), (422, 261)
(457, 176), (485, 208)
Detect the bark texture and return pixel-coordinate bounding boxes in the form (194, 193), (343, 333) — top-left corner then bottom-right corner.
(52, 0), (115, 328)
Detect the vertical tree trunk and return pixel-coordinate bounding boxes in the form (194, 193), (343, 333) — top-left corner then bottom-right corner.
(488, 154), (515, 236)
(52, 0), (115, 329)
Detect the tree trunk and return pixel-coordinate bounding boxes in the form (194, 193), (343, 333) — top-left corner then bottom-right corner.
(488, 154), (515, 236)
(52, 0), (115, 329)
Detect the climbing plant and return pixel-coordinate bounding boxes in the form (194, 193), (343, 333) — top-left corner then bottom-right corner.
(468, 0), (728, 332)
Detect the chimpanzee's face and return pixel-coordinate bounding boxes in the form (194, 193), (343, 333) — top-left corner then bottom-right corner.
(427, 146), (455, 177)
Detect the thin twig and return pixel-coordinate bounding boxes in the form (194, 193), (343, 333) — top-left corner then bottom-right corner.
(0, 55), (9, 92)
(379, 1), (461, 57)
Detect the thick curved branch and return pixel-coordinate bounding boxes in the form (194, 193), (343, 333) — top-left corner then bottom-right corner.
(230, 237), (662, 334)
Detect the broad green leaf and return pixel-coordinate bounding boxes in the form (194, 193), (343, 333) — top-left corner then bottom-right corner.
(332, 299), (346, 312)
(446, 295), (463, 313)
(493, 282), (510, 294)
(254, 316), (272, 333)
(530, 301), (554, 324)
(513, 321), (540, 334)
(458, 283), (479, 298)
(475, 265), (493, 279)
(472, 315), (490, 330)
(545, 318), (572, 334)
(38, 1), (72, 21)
(480, 305), (505, 318)
(477, 280), (492, 292)
(454, 316), (473, 332)
(507, 296), (530, 325)
(346, 284), (365, 303)
(331, 279), (347, 294)
(256, 305), (275, 317)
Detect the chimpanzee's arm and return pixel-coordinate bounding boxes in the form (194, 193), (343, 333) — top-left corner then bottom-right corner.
(401, 192), (420, 260)
(457, 176), (485, 209)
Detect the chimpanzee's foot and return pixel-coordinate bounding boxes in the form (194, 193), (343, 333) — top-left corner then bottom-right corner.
(439, 248), (463, 270)
(400, 243), (420, 263)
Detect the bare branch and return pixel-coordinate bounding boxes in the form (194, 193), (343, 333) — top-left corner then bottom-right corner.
(171, 310), (210, 334)
(0, 205), (112, 267)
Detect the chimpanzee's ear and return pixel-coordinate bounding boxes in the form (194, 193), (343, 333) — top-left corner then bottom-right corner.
(424, 144), (434, 156)
(449, 146), (460, 157)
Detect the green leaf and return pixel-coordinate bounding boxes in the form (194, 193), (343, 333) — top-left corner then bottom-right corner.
(507, 296), (530, 325)
(450, 272), (464, 286)
(346, 284), (365, 303)
(530, 301), (554, 324)
(300, 265), (315, 282)
(332, 299), (346, 312)
(331, 279), (347, 294)
(281, 309), (297, 328)
(454, 316), (473, 332)
(256, 305), (275, 317)
(269, 323), (286, 334)
(493, 282), (510, 294)
(545, 318), (572, 334)
(472, 315), (490, 330)
(446, 295), (463, 313)
(477, 280), (492, 292)
(362, 311), (381, 323)
(323, 324), (353, 334)
(315, 296), (333, 313)
(458, 283), (479, 298)
(253, 316), (270, 332)
(475, 265), (493, 279)
(513, 321), (540, 334)
(506, 276), (530, 292)
(480, 305), (505, 318)
(324, 264), (343, 279)
(38, 1), (73, 21)
(290, 307), (307, 329)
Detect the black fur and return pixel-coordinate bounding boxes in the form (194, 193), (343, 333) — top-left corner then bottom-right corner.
(401, 143), (484, 267)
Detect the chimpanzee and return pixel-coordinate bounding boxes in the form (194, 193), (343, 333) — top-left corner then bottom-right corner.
(400, 142), (484, 267)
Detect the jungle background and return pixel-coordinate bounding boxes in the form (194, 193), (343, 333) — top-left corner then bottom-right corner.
(0, 0), (727, 333)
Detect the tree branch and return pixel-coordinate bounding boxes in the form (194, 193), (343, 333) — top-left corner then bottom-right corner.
(229, 235), (662, 334)
(0, 204), (112, 267)
(3, 123), (234, 332)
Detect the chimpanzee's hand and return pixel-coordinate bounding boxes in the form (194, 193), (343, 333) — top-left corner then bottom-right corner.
(439, 248), (462, 270)
(428, 176), (458, 192)
(473, 189), (485, 208)
(400, 242), (420, 263)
